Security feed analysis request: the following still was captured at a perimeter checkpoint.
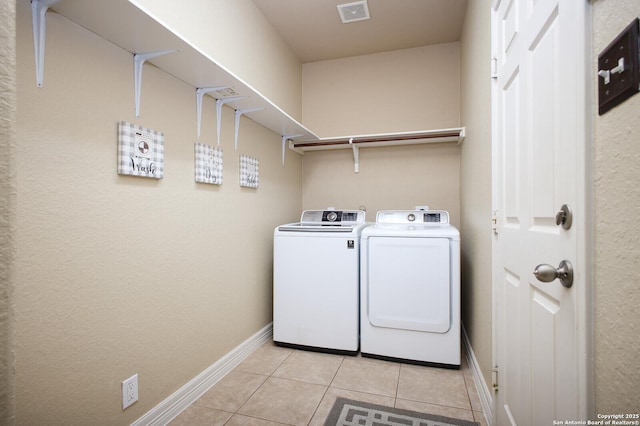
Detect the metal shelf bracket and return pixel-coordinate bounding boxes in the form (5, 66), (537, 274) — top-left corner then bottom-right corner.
(349, 138), (360, 173)
(215, 96), (246, 146)
(281, 134), (303, 166)
(31, 0), (61, 87)
(196, 86), (229, 139)
(134, 49), (178, 117)
(234, 108), (264, 150)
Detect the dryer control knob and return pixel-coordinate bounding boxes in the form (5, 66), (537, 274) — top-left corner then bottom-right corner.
(408, 213), (416, 222)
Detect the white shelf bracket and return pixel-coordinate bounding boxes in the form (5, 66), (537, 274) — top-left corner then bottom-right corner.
(234, 108), (264, 150)
(215, 96), (246, 146)
(281, 134), (303, 166)
(349, 138), (360, 173)
(31, 0), (61, 87)
(196, 86), (230, 139)
(134, 49), (178, 117)
(288, 140), (305, 155)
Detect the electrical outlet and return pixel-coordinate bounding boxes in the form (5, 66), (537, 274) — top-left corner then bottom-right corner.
(122, 374), (138, 410)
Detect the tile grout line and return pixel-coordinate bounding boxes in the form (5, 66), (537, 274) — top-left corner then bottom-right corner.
(305, 355), (346, 425)
(461, 368), (486, 423)
(462, 367), (478, 413)
(394, 363), (403, 408)
(228, 343), (296, 424)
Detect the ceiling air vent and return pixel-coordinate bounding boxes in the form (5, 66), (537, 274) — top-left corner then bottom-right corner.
(337, 1), (370, 24)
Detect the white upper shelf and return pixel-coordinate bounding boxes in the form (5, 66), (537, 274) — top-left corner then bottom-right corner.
(49, 0), (318, 142)
(43, 0), (464, 155)
(289, 128), (465, 153)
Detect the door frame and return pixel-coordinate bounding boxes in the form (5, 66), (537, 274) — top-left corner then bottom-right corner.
(490, 0), (594, 423)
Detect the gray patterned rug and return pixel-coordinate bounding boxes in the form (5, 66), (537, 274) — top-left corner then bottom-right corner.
(324, 397), (480, 426)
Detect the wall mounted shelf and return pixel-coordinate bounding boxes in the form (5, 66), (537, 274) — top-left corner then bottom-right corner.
(290, 128), (465, 173)
(35, 0), (464, 171)
(45, 0), (317, 151)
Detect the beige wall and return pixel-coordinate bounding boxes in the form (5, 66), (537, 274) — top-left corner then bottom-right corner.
(133, 0), (302, 121)
(1, 0), (16, 424)
(301, 144), (461, 227)
(592, 1), (640, 413)
(301, 44), (461, 224)
(13, 2), (301, 424)
(459, 0), (493, 388)
(302, 43), (460, 137)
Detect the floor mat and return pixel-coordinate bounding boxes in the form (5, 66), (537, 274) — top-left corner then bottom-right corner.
(324, 397), (480, 426)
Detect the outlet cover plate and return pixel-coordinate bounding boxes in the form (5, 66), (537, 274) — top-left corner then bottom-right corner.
(598, 18), (640, 115)
(122, 374), (139, 410)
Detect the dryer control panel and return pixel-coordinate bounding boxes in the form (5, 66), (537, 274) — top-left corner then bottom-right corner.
(375, 210), (449, 224)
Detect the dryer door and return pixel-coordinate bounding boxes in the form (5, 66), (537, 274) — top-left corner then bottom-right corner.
(367, 237), (451, 333)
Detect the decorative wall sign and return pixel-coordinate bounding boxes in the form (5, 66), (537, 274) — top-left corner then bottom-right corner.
(194, 142), (223, 185)
(239, 155), (259, 188)
(118, 121), (164, 179)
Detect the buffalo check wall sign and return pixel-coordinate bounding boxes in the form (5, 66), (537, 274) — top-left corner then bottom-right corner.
(194, 142), (223, 185)
(239, 155), (259, 188)
(118, 121), (164, 179)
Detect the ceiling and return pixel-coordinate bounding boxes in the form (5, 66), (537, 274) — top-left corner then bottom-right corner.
(251, 0), (469, 63)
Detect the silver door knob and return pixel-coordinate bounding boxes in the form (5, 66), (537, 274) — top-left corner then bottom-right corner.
(533, 260), (574, 288)
(555, 204), (572, 230)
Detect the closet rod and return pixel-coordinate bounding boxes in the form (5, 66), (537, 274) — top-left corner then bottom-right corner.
(292, 130), (462, 149)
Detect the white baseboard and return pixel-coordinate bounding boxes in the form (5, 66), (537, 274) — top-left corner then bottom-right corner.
(132, 323), (273, 426)
(462, 325), (494, 426)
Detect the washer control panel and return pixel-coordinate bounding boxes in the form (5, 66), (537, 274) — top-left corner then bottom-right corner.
(376, 210), (450, 224)
(323, 211), (341, 222)
(300, 209), (366, 224)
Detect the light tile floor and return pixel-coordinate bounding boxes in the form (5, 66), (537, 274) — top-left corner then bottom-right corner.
(169, 340), (487, 426)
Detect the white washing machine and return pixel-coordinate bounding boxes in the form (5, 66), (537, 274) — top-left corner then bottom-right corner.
(273, 209), (368, 354)
(360, 210), (460, 367)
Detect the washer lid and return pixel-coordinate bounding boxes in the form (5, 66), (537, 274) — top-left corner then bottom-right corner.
(276, 223), (356, 232)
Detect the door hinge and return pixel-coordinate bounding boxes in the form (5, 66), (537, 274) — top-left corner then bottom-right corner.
(492, 366), (499, 391)
(491, 57), (498, 79)
(492, 211), (499, 234)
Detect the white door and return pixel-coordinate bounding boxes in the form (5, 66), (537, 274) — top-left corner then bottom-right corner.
(492, 0), (589, 424)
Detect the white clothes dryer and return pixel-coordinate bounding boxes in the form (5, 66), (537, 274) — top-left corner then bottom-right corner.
(273, 209), (368, 354)
(360, 210), (460, 367)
